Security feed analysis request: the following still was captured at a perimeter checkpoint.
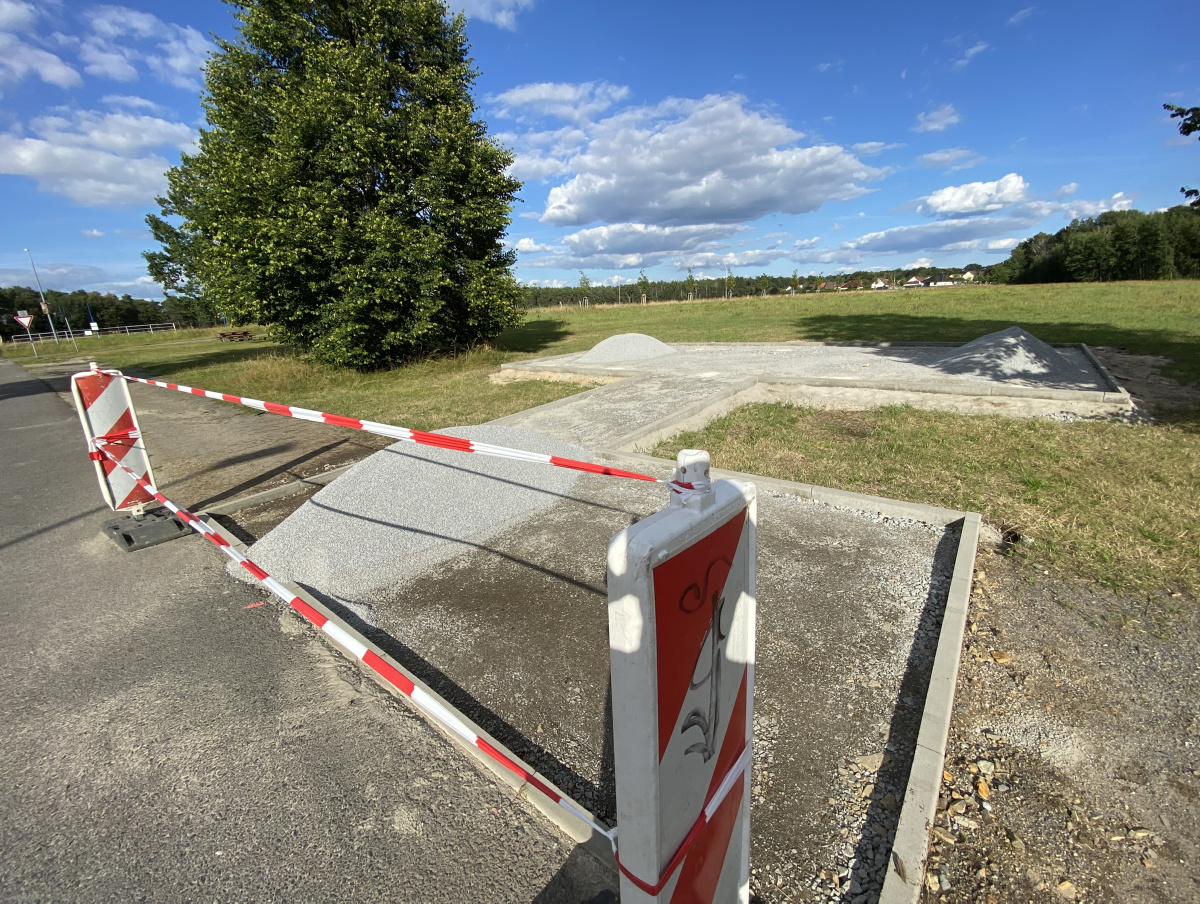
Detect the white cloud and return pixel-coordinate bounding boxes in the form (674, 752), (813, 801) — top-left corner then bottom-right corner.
(816, 60), (843, 74)
(0, 107), (197, 205)
(81, 228), (104, 237)
(102, 94), (169, 115)
(853, 141), (904, 156)
(904, 257), (934, 268)
(1008, 7), (1034, 25)
(492, 81), (629, 124)
(538, 93), (886, 226)
(987, 238), (1020, 251)
(522, 222), (747, 269)
(457, 0), (535, 29)
(81, 6), (210, 89)
(496, 125), (587, 181)
(1054, 182), (1078, 197)
(920, 173), (1029, 215)
(0, 31), (81, 88)
(512, 237), (558, 253)
(793, 236), (821, 249)
(0, 0), (38, 31)
(913, 104), (961, 133)
(842, 216), (1035, 254)
(0, 263), (164, 297)
(954, 42), (988, 68)
(917, 147), (983, 171)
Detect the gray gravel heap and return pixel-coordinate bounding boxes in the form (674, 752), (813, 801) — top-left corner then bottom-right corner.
(930, 326), (1095, 384)
(233, 425), (589, 606)
(576, 332), (676, 365)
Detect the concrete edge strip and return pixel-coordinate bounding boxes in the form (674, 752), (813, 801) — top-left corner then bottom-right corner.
(1078, 343), (1128, 396)
(200, 516), (620, 878)
(879, 512), (980, 904)
(200, 463), (356, 516)
(486, 376), (634, 425)
(614, 378), (760, 452)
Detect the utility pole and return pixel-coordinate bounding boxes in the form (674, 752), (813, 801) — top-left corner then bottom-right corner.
(25, 249), (60, 344)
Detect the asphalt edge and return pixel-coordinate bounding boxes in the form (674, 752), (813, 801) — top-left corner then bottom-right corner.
(200, 515), (620, 879)
(201, 463), (355, 516)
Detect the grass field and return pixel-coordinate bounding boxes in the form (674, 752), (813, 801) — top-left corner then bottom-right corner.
(6, 281), (1197, 599)
(656, 404), (1199, 600)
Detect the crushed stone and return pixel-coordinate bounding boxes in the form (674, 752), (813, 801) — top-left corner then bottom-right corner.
(231, 425), (590, 607)
(930, 326), (1097, 385)
(576, 332), (676, 365)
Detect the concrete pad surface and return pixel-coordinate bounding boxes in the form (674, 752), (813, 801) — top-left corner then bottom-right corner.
(279, 466), (960, 901)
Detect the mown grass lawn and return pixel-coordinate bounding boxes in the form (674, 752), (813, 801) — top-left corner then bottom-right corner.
(7, 281), (1198, 599)
(656, 403), (1200, 599)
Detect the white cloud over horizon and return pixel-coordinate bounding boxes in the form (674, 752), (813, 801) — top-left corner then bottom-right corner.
(913, 104), (961, 133)
(501, 91), (886, 227)
(919, 173), (1030, 216)
(0, 106), (196, 205)
(457, 0), (536, 29)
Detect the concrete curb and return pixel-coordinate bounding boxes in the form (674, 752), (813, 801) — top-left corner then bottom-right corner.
(613, 377), (759, 452)
(1079, 343), (1128, 396)
(200, 463), (356, 516)
(880, 512), (980, 904)
(594, 447), (977, 899)
(200, 516), (619, 879)
(486, 376), (635, 425)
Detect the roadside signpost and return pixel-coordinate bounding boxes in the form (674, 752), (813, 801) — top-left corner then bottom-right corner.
(608, 450), (757, 903)
(15, 314), (36, 357)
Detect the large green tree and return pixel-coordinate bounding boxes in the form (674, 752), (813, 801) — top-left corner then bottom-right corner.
(146, 0), (523, 367)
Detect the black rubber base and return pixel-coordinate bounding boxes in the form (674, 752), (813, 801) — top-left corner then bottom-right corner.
(101, 507), (191, 552)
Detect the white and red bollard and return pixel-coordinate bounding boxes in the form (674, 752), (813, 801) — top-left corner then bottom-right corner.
(608, 450), (757, 903)
(71, 363), (158, 511)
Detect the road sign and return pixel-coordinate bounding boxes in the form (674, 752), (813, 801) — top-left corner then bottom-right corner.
(16, 309), (28, 317)
(15, 315), (33, 329)
(608, 450), (757, 903)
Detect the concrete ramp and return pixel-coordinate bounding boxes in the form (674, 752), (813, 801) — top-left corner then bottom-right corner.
(232, 425), (590, 607)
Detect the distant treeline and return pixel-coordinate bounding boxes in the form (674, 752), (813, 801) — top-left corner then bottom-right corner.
(0, 286), (218, 340)
(990, 205), (1200, 284)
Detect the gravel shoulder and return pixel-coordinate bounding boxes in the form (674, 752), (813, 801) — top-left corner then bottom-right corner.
(924, 542), (1200, 904)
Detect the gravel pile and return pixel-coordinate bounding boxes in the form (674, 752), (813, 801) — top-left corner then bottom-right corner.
(576, 332), (676, 365)
(930, 326), (1095, 385)
(232, 425), (590, 607)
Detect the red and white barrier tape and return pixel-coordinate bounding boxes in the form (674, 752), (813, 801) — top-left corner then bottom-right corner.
(87, 383), (751, 892)
(90, 364), (663, 485)
(87, 431), (616, 847)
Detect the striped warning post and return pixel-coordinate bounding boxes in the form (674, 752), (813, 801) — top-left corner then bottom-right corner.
(71, 368), (158, 511)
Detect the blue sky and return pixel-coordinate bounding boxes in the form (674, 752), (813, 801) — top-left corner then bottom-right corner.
(1, 0), (1197, 296)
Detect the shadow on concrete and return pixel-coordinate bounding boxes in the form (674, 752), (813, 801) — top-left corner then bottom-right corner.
(845, 521), (961, 901)
(0, 368), (55, 402)
(189, 439), (350, 509)
(382, 446), (646, 519)
(793, 313), (1199, 387)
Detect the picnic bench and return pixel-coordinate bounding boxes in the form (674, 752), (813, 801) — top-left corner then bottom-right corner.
(218, 331), (254, 342)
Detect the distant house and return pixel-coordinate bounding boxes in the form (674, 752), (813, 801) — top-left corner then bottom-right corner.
(817, 281), (827, 291)
(931, 280), (955, 287)
(962, 271), (976, 282)
(903, 276), (926, 288)
(870, 278), (890, 290)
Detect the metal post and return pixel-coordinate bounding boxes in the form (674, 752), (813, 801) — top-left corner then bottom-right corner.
(23, 323), (37, 358)
(61, 316), (80, 351)
(25, 249), (59, 344)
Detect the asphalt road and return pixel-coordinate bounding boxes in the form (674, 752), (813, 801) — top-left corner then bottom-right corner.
(0, 358), (614, 904)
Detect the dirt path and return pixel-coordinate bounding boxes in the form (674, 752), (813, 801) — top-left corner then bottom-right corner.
(927, 543), (1200, 903)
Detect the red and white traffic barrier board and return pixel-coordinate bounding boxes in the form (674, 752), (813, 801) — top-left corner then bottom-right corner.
(607, 450), (757, 903)
(71, 368), (158, 511)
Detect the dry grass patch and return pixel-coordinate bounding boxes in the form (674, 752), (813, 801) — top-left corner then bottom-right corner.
(658, 404), (1200, 598)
